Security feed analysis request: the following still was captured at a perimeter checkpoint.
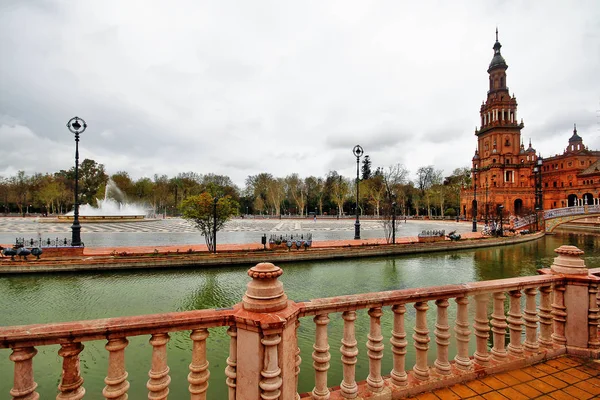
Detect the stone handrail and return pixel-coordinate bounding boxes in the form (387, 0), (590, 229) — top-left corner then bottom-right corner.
(298, 274), (560, 317)
(2, 248), (600, 399)
(0, 308), (234, 348)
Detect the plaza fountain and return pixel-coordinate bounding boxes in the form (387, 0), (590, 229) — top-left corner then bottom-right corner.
(58, 179), (148, 222)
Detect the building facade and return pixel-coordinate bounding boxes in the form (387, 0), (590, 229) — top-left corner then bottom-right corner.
(461, 31), (600, 221)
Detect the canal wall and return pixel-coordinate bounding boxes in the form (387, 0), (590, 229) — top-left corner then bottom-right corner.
(0, 232), (544, 274)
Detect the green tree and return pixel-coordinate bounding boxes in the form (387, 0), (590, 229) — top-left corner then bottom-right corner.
(77, 159), (108, 206)
(361, 155), (372, 180)
(180, 193), (239, 252)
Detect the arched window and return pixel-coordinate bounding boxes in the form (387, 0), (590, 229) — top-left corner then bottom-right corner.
(500, 77), (504, 87)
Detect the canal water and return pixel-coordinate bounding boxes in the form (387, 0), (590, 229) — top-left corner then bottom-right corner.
(1, 230), (599, 397)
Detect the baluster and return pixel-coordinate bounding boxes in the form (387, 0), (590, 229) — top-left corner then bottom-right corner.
(551, 284), (567, 345)
(225, 326), (237, 400)
(589, 282), (600, 349)
(57, 342), (85, 399)
(524, 288), (539, 352)
(454, 296), (471, 370)
(147, 333), (171, 400)
(367, 307), (384, 392)
(596, 287), (600, 338)
(340, 311), (358, 398)
(473, 293), (490, 365)
(188, 329), (210, 400)
(434, 299), (451, 375)
(9, 347), (39, 400)
(491, 292), (508, 361)
(103, 338), (130, 400)
(312, 314), (330, 400)
(539, 286), (553, 348)
(412, 301), (430, 380)
(390, 304), (408, 386)
(507, 290), (524, 355)
(294, 320), (301, 400)
(259, 333), (282, 400)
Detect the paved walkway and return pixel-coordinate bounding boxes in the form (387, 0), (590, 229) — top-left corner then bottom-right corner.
(406, 355), (600, 400)
(82, 232), (484, 256)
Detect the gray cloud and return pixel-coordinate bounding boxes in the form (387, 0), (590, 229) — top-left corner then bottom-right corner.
(1, 1), (599, 186)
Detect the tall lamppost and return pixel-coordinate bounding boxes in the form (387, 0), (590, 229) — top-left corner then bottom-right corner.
(213, 196), (219, 254)
(534, 156), (543, 231)
(67, 116), (87, 247)
(353, 145), (364, 239)
(392, 200), (397, 244)
(472, 167), (478, 232)
(484, 182), (489, 224)
(498, 205), (504, 236)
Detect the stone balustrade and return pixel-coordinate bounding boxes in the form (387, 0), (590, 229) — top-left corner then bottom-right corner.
(1, 247), (600, 399)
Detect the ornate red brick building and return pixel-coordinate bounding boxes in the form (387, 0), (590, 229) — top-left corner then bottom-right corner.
(461, 31), (600, 220)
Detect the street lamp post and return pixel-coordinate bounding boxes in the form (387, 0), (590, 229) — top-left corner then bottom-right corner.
(213, 196), (218, 254)
(533, 156), (543, 231)
(498, 205), (504, 237)
(472, 168), (478, 232)
(392, 201), (397, 244)
(484, 182), (489, 224)
(353, 145), (364, 239)
(67, 116), (87, 247)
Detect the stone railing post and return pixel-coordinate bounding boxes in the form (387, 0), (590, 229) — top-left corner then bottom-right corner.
(453, 297), (471, 371)
(473, 294), (491, 366)
(103, 337), (130, 400)
(550, 245), (600, 357)
(412, 301), (430, 380)
(235, 262), (299, 400)
(390, 304), (408, 387)
(340, 310), (358, 398)
(57, 342), (85, 399)
(9, 347), (39, 400)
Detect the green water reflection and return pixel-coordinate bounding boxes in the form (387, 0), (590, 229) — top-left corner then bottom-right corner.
(1, 231), (599, 397)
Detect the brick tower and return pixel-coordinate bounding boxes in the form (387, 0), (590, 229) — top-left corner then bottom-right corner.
(462, 30), (540, 221)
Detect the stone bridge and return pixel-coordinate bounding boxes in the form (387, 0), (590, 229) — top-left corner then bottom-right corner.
(513, 205), (600, 233)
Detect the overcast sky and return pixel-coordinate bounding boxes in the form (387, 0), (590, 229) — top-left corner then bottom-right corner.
(1, 1), (599, 187)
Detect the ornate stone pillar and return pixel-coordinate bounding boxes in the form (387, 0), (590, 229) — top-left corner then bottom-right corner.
(147, 333), (171, 400)
(188, 329), (210, 400)
(103, 338), (129, 400)
(390, 304), (408, 386)
(236, 262), (299, 400)
(523, 288), (540, 352)
(57, 342), (85, 400)
(312, 314), (331, 400)
(491, 292), (508, 361)
(412, 301), (430, 380)
(453, 297), (471, 370)
(225, 326), (237, 400)
(539, 286), (554, 348)
(507, 290), (524, 356)
(366, 307), (386, 394)
(9, 347), (39, 400)
(340, 311), (358, 398)
(473, 294), (491, 366)
(434, 299), (451, 375)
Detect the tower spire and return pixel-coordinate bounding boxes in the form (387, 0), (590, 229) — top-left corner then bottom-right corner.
(496, 26), (498, 42)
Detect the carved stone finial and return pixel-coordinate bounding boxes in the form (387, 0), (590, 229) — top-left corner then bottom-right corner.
(242, 263), (288, 312)
(551, 245), (587, 275)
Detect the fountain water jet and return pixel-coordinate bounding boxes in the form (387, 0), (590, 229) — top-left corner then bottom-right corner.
(58, 179), (148, 222)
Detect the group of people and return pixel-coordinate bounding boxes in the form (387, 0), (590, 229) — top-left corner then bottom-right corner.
(482, 220), (503, 236)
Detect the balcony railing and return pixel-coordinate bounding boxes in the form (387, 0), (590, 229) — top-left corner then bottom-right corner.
(1, 246), (600, 399)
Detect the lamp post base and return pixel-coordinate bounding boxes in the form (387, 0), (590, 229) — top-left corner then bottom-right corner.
(71, 222), (82, 247)
(472, 218), (477, 233)
(354, 220), (361, 240)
